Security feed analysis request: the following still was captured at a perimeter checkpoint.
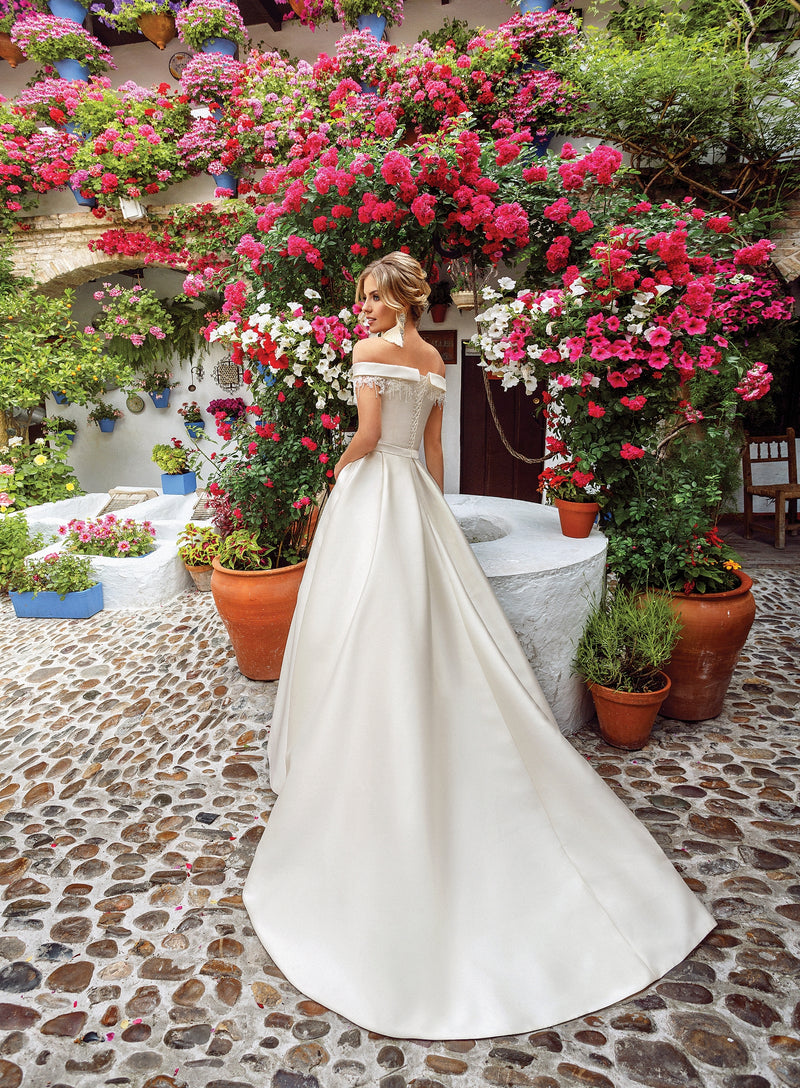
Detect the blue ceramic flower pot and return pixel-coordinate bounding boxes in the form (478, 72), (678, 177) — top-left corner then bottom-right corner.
(98, 418), (116, 433)
(201, 36), (237, 55)
(185, 421), (205, 439)
(69, 184), (96, 208)
(54, 58), (90, 80)
(519, 0), (553, 12)
(149, 389), (171, 408)
(357, 13), (385, 38)
(47, 0), (87, 22)
(162, 471), (197, 495)
(10, 583), (103, 619)
(211, 171), (238, 196)
(51, 390), (70, 404)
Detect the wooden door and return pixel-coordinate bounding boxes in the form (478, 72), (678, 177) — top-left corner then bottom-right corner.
(459, 345), (545, 501)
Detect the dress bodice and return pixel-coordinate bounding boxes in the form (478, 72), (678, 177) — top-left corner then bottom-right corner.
(352, 362), (446, 454)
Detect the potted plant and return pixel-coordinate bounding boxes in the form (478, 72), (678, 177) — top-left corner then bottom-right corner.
(177, 400), (205, 438)
(151, 438), (198, 494)
(203, 295), (355, 680)
(333, 0), (404, 37)
(206, 396), (246, 429)
(8, 550), (103, 618)
(137, 370), (178, 407)
(43, 415), (77, 443)
(91, 0), (183, 49)
(10, 14), (116, 77)
(176, 522), (219, 590)
(277, 0), (335, 31)
(538, 456), (600, 538)
(0, 0), (41, 67)
(0, 511), (43, 591)
(427, 279), (452, 324)
(574, 587), (682, 750)
(57, 513), (156, 556)
(87, 402), (122, 432)
(175, 0), (248, 55)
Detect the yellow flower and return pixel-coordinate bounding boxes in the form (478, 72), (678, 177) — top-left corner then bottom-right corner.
(33, 454), (48, 466)
(723, 559), (742, 571)
(66, 482), (75, 491)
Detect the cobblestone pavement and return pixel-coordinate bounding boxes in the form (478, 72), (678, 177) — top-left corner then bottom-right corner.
(0, 534), (797, 1088)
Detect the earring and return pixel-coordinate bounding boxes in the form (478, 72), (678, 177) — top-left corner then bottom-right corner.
(397, 311), (406, 345)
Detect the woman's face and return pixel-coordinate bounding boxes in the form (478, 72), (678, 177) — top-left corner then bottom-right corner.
(360, 274), (400, 335)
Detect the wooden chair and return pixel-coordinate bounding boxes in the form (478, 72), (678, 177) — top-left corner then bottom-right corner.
(742, 428), (800, 548)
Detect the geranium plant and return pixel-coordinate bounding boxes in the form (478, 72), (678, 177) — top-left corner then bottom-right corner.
(334, 0), (403, 30)
(58, 513), (156, 556)
(9, 551), (98, 599)
(87, 402), (123, 423)
(177, 400), (203, 421)
(176, 522), (219, 565)
(277, 0), (335, 31)
(0, 0), (43, 35)
(206, 395), (246, 421)
(85, 281), (174, 366)
(178, 52), (243, 105)
(175, 0), (248, 50)
(90, 0), (183, 35)
(538, 457), (597, 505)
(137, 369), (177, 393)
(152, 438), (197, 474)
(11, 15), (116, 74)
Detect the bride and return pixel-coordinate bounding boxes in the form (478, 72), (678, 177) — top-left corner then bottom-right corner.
(242, 251), (715, 1041)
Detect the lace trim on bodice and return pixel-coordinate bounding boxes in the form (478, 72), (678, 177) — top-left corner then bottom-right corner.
(351, 362), (446, 407)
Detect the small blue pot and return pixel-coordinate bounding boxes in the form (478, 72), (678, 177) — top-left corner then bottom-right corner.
(54, 58), (90, 81)
(211, 171), (238, 196)
(51, 390), (70, 404)
(149, 389), (171, 408)
(47, 0), (87, 22)
(162, 471), (197, 495)
(98, 418), (116, 433)
(10, 583), (103, 619)
(185, 421), (205, 439)
(201, 37), (237, 55)
(357, 13), (386, 38)
(69, 184), (96, 209)
(519, 0), (553, 12)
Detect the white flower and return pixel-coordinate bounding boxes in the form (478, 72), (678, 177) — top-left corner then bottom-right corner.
(569, 282), (587, 296)
(497, 277), (516, 291)
(8, 437), (23, 447)
(35, 437), (46, 446)
(240, 330), (258, 347)
(539, 296), (557, 314)
(481, 287), (500, 302)
(304, 288), (321, 300)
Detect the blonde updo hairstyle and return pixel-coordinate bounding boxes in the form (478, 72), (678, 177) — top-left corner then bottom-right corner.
(356, 252), (431, 325)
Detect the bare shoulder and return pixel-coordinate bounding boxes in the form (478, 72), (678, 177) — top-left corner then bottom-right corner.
(352, 336), (395, 364)
(415, 336), (446, 378)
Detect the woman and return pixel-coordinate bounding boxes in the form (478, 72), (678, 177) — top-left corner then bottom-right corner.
(243, 252), (715, 1041)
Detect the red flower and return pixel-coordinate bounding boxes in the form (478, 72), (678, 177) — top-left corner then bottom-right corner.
(620, 443), (646, 460)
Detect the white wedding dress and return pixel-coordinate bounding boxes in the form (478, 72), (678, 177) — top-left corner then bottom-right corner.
(243, 360), (715, 1040)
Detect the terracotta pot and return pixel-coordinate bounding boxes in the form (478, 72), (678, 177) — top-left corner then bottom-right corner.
(137, 11), (176, 48)
(661, 571), (756, 722)
(429, 303), (448, 323)
(211, 557), (306, 681)
(588, 673), (671, 750)
(555, 498), (599, 538)
(288, 0), (305, 16)
(185, 563), (213, 592)
(0, 32), (26, 68)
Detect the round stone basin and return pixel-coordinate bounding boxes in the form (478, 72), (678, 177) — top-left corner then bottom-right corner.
(446, 494), (608, 735)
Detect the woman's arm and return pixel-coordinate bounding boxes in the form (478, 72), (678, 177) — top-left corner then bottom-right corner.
(334, 384), (382, 480)
(423, 404), (444, 493)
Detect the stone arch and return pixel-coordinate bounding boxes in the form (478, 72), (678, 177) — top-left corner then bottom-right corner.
(10, 206), (188, 294)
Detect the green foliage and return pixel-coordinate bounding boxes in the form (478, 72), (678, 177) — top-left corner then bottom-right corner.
(574, 587), (682, 693)
(215, 528), (272, 571)
(418, 16), (475, 52)
(87, 402), (122, 423)
(176, 523), (220, 566)
(740, 320), (800, 432)
(9, 551), (98, 599)
(0, 513), (43, 591)
(151, 440), (196, 474)
(0, 435), (83, 510)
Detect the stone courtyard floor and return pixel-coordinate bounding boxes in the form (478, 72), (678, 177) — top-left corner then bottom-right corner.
(0, 523), (797, 1088)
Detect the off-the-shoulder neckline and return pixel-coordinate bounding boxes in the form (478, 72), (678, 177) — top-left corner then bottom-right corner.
(353, 361), (446, 382)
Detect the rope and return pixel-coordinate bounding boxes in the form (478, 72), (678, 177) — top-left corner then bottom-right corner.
(481, 367), (548, 465)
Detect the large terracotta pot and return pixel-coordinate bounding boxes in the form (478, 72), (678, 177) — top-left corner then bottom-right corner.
(661, 571), (756, 722)
(137, 12), (176, 49)
(588, 673), (671, 751)
(555, 498), (599, 539)
(0, 32), (26, 68)
(211, 557), (306, 681)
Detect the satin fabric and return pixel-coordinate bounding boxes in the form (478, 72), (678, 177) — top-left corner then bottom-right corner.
(243, 362), (715, 1040)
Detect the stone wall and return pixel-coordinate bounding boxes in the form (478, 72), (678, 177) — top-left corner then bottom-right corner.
(771, 195), (800, 283)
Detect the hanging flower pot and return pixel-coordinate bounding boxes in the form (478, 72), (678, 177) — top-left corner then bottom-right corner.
(356, 13), (386, 38)
(519, 0), (554, 12)
(201, 36), (236, 55)
(98, 418), (116, 433)
(660, 571), (756, 722)
(161, 470), (197, 495)
(54, 57), (89, 80)
(554, 499), (599, 538)
(149, 388), (171, 408)
(452, 290), (474, 310)
(69, 184), (96, 208)
(185, 420), (205, 439)
(0, 32), (26, 67)
(430, 303), (448, 324)
(51, 390), (71, 405)
(137, 11), (176, 48)
(588, 673), (671, 751)
(212, 171), (238, 196)
(211, 557), (307, 681)
(47, 0), (87, 23)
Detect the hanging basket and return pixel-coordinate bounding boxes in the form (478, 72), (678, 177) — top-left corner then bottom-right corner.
(452, 290), (475, 311)
(137, 11), (176, 49)
(0, 32), (26, 68)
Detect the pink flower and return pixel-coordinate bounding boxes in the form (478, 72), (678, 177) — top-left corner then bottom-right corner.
(620, 443), (646, 460)
(607, 371), (628, 388)
(644, 326), (671, 348)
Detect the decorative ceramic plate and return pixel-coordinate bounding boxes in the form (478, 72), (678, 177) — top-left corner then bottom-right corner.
(126, 394), (145, 414)
(169, 51), (193, 79)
